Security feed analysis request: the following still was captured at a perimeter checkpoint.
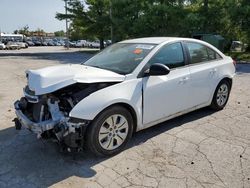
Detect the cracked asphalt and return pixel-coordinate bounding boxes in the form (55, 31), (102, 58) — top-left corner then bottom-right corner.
(0, 47), (250, 188)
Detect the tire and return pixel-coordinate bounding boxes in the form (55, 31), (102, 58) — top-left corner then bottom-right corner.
(210, 80), (231, 110)
(86, 105), (134, 156)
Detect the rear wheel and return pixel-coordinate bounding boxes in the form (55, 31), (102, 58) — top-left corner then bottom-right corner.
(86, 106), (133, 156)
(210, 80), (231, 110)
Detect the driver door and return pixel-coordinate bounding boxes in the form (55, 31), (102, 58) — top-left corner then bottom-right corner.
(142, 42), (191, 125)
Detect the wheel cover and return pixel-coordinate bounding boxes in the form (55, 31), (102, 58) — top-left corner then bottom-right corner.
(98, 114), (129, 150)
(216, 84), (229, 107)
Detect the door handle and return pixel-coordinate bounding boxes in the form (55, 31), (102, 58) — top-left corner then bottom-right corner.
(179, 77), (189, 84)
(210, 68), (217, 74)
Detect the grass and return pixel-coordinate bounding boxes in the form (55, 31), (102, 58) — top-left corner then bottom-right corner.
(226, 51), (250, 62)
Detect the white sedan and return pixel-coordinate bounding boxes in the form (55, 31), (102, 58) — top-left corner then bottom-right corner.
(0, 42), (6, 50)
(6, 41), (21, 50)
(14, 37), (235, 156)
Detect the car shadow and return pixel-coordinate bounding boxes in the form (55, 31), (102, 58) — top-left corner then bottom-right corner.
(130, 107), (215, 147)
(0, 107), (215, 187)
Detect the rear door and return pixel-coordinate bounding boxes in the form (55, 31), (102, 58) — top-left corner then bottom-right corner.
(184, 42), (222, 106)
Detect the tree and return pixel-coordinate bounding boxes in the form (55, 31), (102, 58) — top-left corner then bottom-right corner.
(227, 0), (250, 50)
(54, 30), (65, 37)
(56, 0), (111, 49)
(56, 0), (250, 50)
(188, 0), (250, 48)
(112, 0), (189, 39)
(14, 25), (30, 36)
(31, 28), (45, 37)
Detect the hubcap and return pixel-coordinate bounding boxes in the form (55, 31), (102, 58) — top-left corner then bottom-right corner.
(98, 114), (129, 150)
(216, 84), (229, 106)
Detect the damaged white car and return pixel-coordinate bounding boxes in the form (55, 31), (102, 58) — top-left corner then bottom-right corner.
(14, 37), (235, 156)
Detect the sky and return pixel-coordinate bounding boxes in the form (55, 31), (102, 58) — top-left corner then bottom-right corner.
(0, 0), (66, 33)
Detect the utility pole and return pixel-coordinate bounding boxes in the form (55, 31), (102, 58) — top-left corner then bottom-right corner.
(203, 0), (208, 33)
(65, 0), (69, 49)
(110, 1), (113, 44)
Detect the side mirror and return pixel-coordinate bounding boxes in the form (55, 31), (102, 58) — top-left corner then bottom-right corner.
(146, 63), (170, 76)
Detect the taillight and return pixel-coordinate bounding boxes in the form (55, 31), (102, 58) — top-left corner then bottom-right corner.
(233, 59), (237, 66)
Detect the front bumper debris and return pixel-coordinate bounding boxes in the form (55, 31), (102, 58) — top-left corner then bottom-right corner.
(14, 99), (90, 150)
(14, 100), (61, 135)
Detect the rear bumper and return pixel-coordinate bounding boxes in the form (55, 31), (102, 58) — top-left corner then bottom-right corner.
(14, 100), (60, 134)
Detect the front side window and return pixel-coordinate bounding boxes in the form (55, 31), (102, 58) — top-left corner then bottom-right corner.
(148, 42), (185, 69)
(186, 42), (222, 64)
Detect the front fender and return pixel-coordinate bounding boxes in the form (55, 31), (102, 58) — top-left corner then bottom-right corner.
(69, 79), (143, 127)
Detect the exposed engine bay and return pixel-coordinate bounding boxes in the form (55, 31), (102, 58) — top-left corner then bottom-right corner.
(14, 82), (116, 151)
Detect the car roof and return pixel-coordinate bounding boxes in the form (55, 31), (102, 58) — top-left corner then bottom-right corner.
(119, 37), (177, 44)
(119, 37), (205, 45)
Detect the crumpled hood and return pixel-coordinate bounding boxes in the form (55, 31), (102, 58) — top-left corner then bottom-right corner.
(27, 64), (125, 95)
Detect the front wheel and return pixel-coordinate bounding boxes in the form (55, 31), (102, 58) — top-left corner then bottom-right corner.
(210, 80), (231, 110)
(86, 106), (134, 156)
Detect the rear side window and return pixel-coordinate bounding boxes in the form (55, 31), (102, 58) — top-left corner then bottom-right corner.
(148, 42), (185, 69)
(186, 42), (221, 64)
(207, 47), (222, 60)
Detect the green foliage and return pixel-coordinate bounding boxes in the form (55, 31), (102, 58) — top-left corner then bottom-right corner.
(56, 0), (111, 48)
(14, 25), (30, 36)
(226, 51), (250, 61)
(54, 30), (65, 37)
(56, 0), (250, 48)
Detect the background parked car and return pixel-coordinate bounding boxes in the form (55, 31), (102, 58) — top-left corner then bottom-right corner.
(75, 40), (87, 48)
(105, 40), (112, 46)
(33, 40), (42, 46)
(5, 42), (21, 50)
(26, 41), (35, 46)
(47, 41), (55, 46)
(17, 42), (28, 49)
(230, 41), (248, 52)
(42, 41), (48, 46)
(55, 41), (62, 46)
(89, 40), (100, 48)
(0, 42), (6, 50)
(64, 41), (77, 48)
(58, 41), (65, 46)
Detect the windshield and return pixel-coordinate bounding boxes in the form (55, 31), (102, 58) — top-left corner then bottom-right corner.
(84, 43), (156, 75)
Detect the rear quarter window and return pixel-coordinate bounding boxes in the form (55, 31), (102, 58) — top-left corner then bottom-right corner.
(186, 42), (222, 64)
(207, 47), (222, 60)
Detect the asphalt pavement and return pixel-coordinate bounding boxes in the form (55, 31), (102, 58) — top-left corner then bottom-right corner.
(0, 47), (250, 188)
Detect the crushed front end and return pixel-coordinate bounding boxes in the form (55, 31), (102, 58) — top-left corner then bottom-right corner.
(14, 85), (91, 151)
(14, 64), (124, 152)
